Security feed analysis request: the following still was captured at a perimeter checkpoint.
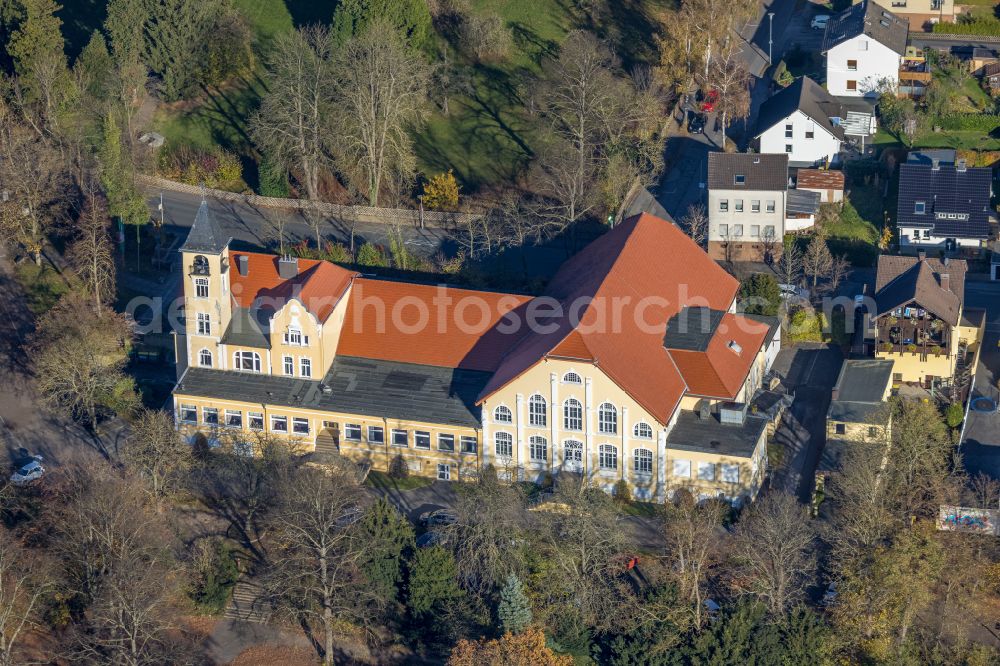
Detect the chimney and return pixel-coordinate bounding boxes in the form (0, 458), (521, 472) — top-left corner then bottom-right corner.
(917, 249), (927, 262)
(278, 255), (299, 279)
(698, 400), (711, 420)
(956, 159), (967, 173)
(831, 387), (840, 401)
(932, 158), (940, 171)
(943, 256), (950, 267)
(236, 254), (249, 277)
(940, 272), (950, 292)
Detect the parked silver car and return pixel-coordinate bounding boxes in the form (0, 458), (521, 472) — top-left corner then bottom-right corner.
(10, 460), (44, 485)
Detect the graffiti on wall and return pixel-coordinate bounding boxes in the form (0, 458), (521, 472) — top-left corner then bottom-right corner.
(937, 506), (998, 535)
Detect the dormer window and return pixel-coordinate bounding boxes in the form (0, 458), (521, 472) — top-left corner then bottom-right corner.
(728, 341), (743, 354)
(914, 201), (925, 214)
(284, 327), (308, 346)
(734, 174), (746, 185)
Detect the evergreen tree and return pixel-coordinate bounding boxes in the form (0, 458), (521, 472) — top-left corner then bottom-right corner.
(497, 574), (531, 634)
(99, 113), (148, 268)
(331, 0), (433, 51)
(105, 0), (148, 67)
(7, 0), (73, 123)
(406, 545), (461, 618)
(143, 0), (216, 100)
(357, 497), (414, 600)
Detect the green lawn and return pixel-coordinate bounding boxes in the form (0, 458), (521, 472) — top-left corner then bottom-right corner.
(874, 126), (1000, 152)
(365, 469), (436, 492)
(14, 262), (73, 315)
(620, 501), (661, 518)
(233, 0), (295, 49)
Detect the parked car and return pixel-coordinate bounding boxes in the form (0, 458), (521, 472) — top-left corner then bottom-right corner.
(10, 460), (44, 485)
(687, 111), (706, 134)
(699, 89), (718, 112)
(811, 15), (830, 30)
(416, 531), (449, 548)
(418, 509), (458, 527)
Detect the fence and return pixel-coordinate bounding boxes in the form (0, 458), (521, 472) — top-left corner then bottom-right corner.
(137, 174), (482, 230)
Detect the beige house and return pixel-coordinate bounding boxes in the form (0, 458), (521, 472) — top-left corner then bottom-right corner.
(173, 205), (781, 504)
(874, 0), (956, 30)
(826, 359), (894, 445)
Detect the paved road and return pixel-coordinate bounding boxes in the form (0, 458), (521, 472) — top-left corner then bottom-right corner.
(960, 279), (1000, 480)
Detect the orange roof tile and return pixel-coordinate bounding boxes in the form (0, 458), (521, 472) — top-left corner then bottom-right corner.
(480, 213), (742, 424)
(337, 278), (532, 372)
(668, 314), (770, 398)
(229, 252), (356, 322)
(796, 169), (845, 190)
(549, 330), (594, 360)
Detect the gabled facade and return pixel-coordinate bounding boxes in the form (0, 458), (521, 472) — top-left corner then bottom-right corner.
(882, 0), (956, 30)
(822, 1), (907, 97)
(707, 153), (789, 262)
(755, 77), (844, 167)
(826, 359), (894, 444)
(172, 208), (781, 505)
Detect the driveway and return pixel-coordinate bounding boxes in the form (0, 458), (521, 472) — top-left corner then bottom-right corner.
(769, 343), (844, 501)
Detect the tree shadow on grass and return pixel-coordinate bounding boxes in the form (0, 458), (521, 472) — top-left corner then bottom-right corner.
(283, 0), (336, 28)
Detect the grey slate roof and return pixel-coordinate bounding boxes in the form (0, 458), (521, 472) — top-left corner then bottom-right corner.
(742, 313), (781, 345)
(828, 359), (893, 424)
(895, 163), (992, 240)
(174, 356), (489, 428)
(220, 307), (271, 349)
(662, 307), (726, 352)
(621, 185), (670, 221)
(179, 200), (231, 254)
(906, 149), (957, 166)
(787, 189), (821, 216)
(666, 409), (769, 458)
(707, 153), (788, 192)
(755, 77), (846, 141)
(822, 0), (907, 55)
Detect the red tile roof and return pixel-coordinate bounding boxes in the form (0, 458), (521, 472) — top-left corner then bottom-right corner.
(668, 314), (770, 398)
(797, 169), (845, 191)
(229, 252), (356, 322)
(479, 213), (742, 424)
(337, 278), (532, 372)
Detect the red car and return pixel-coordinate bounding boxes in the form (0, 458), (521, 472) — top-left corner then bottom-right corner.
(700, 89), (719, 112)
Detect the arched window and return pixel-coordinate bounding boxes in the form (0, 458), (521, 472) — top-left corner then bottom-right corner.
(598, 403), (617, 435)
(529, 436), (547, 462)
(633, 422), (653, 439)
(233, 350), (261, 373)
(494, 431), (513, 458)
(562, 371), (582, 384)
(599, 444), (618, 470)
(563, 398), (583, 431)
(192, 255), (209, 275)
(563, 440), (583, 463)
(198, 348), (213, 367)
(528, 394), (547, 427)
(633, 448), (653, 473)
(493, 405), (513, 424)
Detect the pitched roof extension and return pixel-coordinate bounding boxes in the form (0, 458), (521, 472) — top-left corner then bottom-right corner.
(229, 252), (357, 323)
(755, 77), (846, 141)
(895, 162), (993, 240)
(822, 0), (907, 55)
(707, 153), (789, 191)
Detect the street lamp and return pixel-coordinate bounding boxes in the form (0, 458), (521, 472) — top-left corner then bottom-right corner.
(768, 12), (775, 65)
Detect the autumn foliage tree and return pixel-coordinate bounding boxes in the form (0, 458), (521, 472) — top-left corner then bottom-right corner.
(448, 627), (573, 666)
(422, 170), (460, 210)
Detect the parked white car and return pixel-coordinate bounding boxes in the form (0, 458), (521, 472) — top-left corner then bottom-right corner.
(10, 460), (44, 485)
(811, 15), (830, 30)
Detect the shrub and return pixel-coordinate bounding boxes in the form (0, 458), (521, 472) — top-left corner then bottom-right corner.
(190, 537), (240, 614)
(389, 454), (410, 480)
(945, 402), (964, 429)
(739, 273), (781, 316)
(158, 145), (243, 189)
(788, 307), (824, 343)
(199, 8), (255, 87)
(422, 169), (461, 210)
(356, 242), (388, 267)
(613, 479), (632, 504)
(933, 18), (1000, 36)
(258, 155), (290, 198)
(461, 11), (512, 61)
(931, 345), (942, 356)
(906, 343), (917, 353)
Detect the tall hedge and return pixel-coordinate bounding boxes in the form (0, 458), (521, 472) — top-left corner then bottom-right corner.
(932, 19), (1000, 36)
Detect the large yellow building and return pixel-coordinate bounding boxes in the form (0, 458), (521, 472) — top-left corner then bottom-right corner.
(172, 205), (781, 505)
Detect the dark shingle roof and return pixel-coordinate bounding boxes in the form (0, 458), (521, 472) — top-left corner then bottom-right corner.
(787, 189), (821, 215)
(179, 200), (231, 254)
(707, 153), (788, 191)
(827, 359), (893, 424)
(666, 409), (769, 458)
(874, 256), (966, 326)
(755, 77), (846, 141)
(174, 356), (489, 428)
(895, 163), (992, 240)
(220, 307), (271, 349)
(662, 307), (726, 352)
(822, 0), (907, 55)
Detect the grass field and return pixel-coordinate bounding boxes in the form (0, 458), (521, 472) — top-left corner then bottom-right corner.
(14, 262), (73, 315)
(365, 469), (436, 492)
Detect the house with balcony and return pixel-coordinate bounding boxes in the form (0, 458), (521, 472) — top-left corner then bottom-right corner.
(754, 77), (845, 167)
(883, 0), (956, 31)
(872, 253), (983, 389)
(172, 201), (782, 506)
(896, 156), (994, 255)
(822, 1), (908, 98)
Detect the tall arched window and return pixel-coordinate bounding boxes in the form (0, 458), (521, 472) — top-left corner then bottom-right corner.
(493, 405), (513, 424)
(598, 403), (617, 435)
(562, 371), (582, 384)
(599, 444), (618, 470)
(528, 394), (547, 427)
(633, 422), (653, 439)
(633, 448), (653, 473)
(233, 350), (261, 373)
(529, 436), (547, 462)
(198, 348), (213, 367)
(494, 431), (513, 458)
(564, 398), (583, 431)
(563, 439), (583, 464)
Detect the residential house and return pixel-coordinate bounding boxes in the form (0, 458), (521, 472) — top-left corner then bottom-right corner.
(822, 1), (908, 98)
(173, 204), (781, 506)
(882, 0), (956, 31)
(755, 77), (845, 167)
(873, 252), (982, 387)
(895, 158), (994, 254)
(826, 359), (894, 445)
(981, 62), (1000, 94)
(796, 169), (845, 203)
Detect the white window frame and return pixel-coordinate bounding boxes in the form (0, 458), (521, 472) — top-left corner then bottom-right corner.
(285, 327), (303, 346)
(460, 436), (477, 454)
(784, 123), (793, 139)
(202, 407), (219, 426)
(493, 405), (513, 424)
(495, 431), (513, 458)
(528, 394), (547, 427)
(751, 200), (760, 213)
(292, 417), (310, 435)
(270, 415), (288, 432)
(719, 199), (729, 212)
(766, 201), (775, 213)
(634, 448), (653, 473)
(721, 463), (740, 484)
(233, 351), (261, 373)
(598, 444), (618, 470)
(437, 463), (451, 481)
(719, 223), (729, 237)
(198, 348), (213, 367)
(300, 357), (311, 378)
(194, 277), (209, 299)
(562, 371), (582, 384)
(697, 461), (716, 481)
(529, 436), (547, 462)
(179, 404), (197, 423)
(564, 398), (583, 431)
(438, 433), (455, 452)
(414, 431), (431, 449)
(224, 409), (242, 429)
(598, 403), (617, 435)
(283, 355), (294, 376)
(735, 200), (744, 213)
(563, 439), (583, 463)
(392, 429), (408, 447)
(368, 425), (384, 444)
(248, 412), (264, 431)
(633, 422), (653, 439)
(673, 459), (691, 478)
(344, 423), (362, 441)
(197, 312), (211, 336)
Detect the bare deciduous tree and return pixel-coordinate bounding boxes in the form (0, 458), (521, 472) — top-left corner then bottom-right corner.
(662, 489), (727, 627)
(730, 492), (816, 615)
(250, 26), (335, 201)
(680, 204), (708, 248)
(704, 40), (750, 151)
(827, 254), (852, 294)
(802, 232), (833, 290)
(333, 20), (430, 206)
(0, 529), (52, 666)
(121, 408), (192, 504)
(68, 190), (116, 315)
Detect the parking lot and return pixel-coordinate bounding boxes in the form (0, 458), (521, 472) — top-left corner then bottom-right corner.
(781, 0), (829, 82)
